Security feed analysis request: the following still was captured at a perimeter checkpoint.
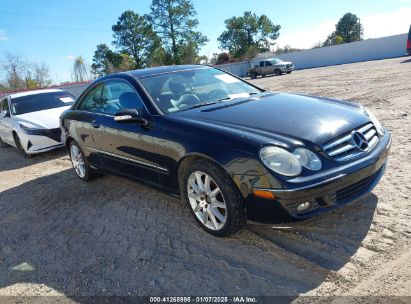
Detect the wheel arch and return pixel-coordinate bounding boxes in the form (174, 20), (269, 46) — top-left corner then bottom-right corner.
(177, 152), (242, 197)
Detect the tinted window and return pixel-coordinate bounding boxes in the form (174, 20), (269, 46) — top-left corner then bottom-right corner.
(78, 80), (144, 115)
(265, 61), (273, 66)
(10, 92), (75, 115)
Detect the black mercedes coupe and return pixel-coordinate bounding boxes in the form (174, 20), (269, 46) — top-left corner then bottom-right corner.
(60, 65), (391, 236)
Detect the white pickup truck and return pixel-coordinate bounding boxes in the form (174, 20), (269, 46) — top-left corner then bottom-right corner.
(249, 58), (294, 79)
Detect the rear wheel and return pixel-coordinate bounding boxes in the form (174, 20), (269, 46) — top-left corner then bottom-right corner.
(69, 141), (97, 181)
(181, 159), (247, 237)
(250, 72), (257, 79)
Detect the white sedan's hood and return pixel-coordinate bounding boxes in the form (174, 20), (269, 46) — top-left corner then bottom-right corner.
(14, 106), (70, 129)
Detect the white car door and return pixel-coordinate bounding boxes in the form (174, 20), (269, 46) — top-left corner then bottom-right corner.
(0, 97), (14, 145)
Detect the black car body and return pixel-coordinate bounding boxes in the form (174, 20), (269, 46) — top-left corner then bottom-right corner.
(61, 65), (391, 236)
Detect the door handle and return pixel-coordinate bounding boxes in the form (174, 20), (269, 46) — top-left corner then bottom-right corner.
(91, 120), (100, 128)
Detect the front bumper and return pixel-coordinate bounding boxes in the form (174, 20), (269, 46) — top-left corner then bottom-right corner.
(249, 131), (391, 222)
(18, 128), (64, 154)
(282, 65), (294, 72)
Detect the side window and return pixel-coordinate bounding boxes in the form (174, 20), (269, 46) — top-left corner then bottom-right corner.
(265, 61), (273, 66)
(77, 80), (144, 115)
(260, 61), (264, 67)
(101, 80), (145, 114)
(77, 84), (104, 112)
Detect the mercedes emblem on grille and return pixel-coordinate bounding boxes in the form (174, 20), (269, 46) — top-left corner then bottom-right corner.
(352, 131), (369, 151)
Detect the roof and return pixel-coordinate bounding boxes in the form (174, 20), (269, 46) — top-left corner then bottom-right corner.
(6, 89), (64, 99)
(126, 65), (208, 78)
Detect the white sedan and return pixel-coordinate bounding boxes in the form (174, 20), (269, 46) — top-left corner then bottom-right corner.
(0, 89), (75, 156)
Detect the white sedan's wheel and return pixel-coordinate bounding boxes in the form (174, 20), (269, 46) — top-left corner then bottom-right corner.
(70, 144), (86, 178)
(187, 171), (227, 231)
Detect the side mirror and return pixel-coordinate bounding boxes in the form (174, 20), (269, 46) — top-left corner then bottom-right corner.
(114, 109), (148, 125)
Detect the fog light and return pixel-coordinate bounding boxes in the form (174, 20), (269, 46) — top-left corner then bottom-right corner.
(297, 202), (311, 212)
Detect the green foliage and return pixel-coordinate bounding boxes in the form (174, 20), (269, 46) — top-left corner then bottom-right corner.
(323, 32), (345, 47)
(218, 11), (281, 58)
(209, 53), (231, 65)
(322, 12), (363, 47)
(112, 10), (160, 68)
(150, 0), (208, 64)
(335, 13), (363, 43)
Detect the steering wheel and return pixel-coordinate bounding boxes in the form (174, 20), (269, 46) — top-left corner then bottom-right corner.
(176, 94), (201, 109)
(208, 89), (229, 101)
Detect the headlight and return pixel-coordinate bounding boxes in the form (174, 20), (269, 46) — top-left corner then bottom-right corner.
(293, 148), (322, 171)
(260, 146), (322, 177)
(260, 146), (302, 177)
(364, 108), (384, 136)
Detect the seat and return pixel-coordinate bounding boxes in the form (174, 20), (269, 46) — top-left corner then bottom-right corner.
(119, 92), (140, 109)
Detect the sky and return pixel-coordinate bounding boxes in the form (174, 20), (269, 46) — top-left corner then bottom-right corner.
(0, 0), (410, 84)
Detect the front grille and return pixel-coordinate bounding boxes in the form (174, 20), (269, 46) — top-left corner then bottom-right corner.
(26, 128), (62, 143)
(323, 123), (379, 162)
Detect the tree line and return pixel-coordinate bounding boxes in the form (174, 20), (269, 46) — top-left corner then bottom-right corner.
(91, 3), (282, 75)
(0, 53), (52, 92)
(0, 4), (365, 91)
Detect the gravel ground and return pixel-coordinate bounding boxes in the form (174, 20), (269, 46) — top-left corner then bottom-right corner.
(0, 57), (410, 302)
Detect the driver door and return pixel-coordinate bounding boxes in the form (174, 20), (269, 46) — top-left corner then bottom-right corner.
(262, 60), (273, 75)
(88, 79), (160, 183)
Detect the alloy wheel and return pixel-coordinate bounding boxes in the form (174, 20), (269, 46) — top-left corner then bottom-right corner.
(70, 144), (86, 178)
(187, 171), (227, 231)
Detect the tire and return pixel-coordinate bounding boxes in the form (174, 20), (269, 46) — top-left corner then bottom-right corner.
(275, 69), (282, 76)
(180, 159), (247, 237)
(0, 136), (10, 148)
(69, 140), (97, 181)
(13, 132), (31, 157)
(251, 73), (257, 80)
(287, 71), (292, 74)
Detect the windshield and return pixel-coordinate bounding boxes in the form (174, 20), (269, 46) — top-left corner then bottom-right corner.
(139, 67), (262, 114)
(10, 91), (75, 115)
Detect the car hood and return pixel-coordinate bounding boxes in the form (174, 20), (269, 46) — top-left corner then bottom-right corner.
(13, 106), (71, 129)
(172, 93), (369, 148)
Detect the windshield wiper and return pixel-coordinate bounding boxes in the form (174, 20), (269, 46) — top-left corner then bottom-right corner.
(180, 93), (261, 112)
(180, 101), (220, 111)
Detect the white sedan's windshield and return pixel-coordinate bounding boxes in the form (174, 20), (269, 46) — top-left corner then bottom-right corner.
(139, 68), (262, 114)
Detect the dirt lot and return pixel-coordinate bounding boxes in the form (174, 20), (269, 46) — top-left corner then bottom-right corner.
(0, 57), (410, 301)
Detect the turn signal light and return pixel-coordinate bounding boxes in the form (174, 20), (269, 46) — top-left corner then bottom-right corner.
(253, 190), (276, 200)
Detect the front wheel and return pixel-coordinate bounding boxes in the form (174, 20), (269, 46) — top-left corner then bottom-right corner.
(69, 141), (97, 181)
(275, 69), (282, 76)
(181, 159), (247, 237)
(13, 133), (31, 158)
